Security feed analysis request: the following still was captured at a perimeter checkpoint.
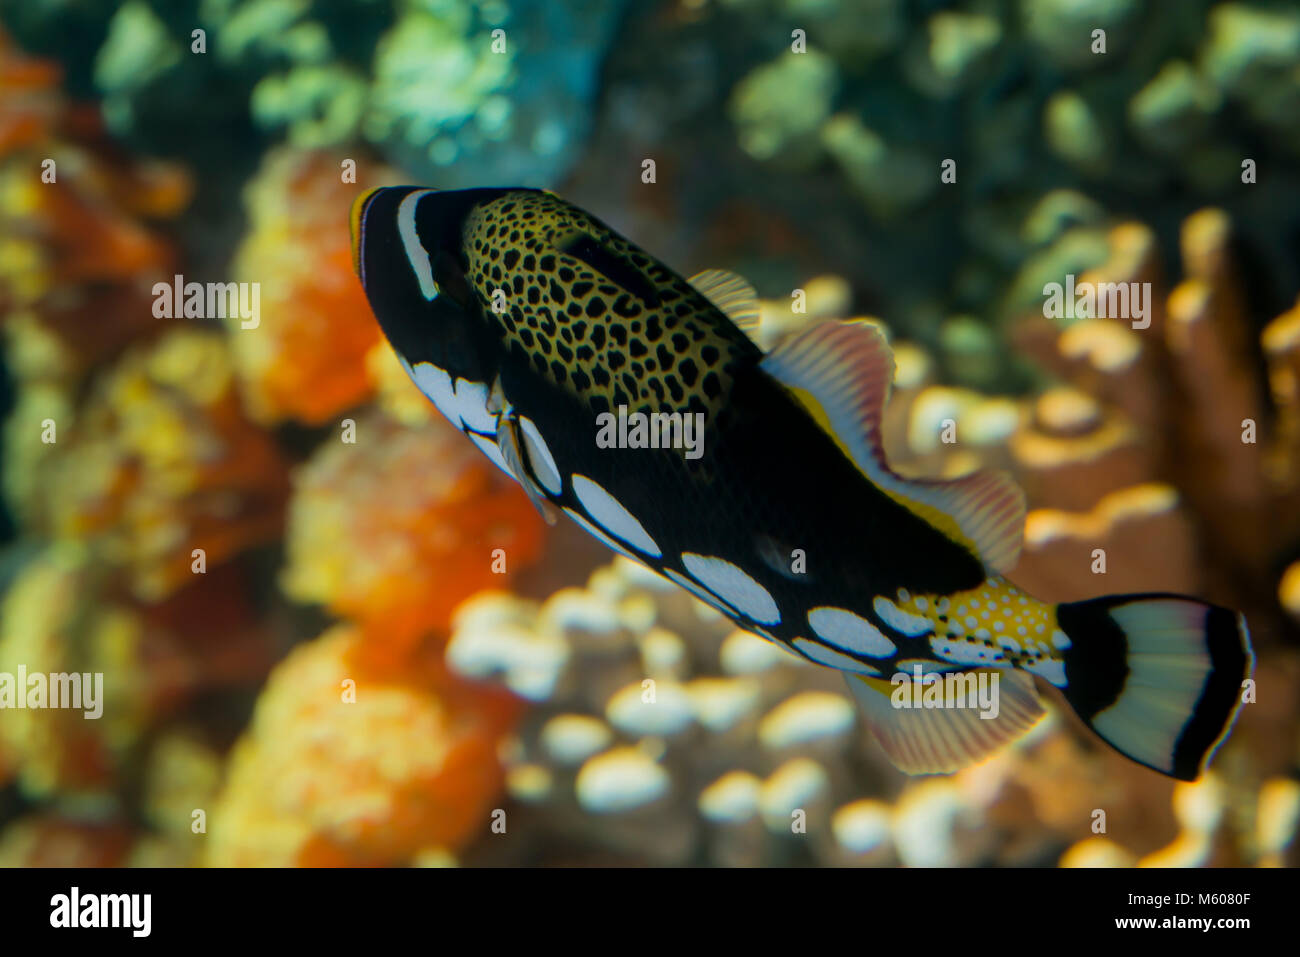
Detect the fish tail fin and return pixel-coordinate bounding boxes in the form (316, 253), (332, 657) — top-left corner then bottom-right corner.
(1054, 594), (1253, 780)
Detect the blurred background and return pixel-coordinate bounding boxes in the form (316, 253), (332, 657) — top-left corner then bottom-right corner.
(0, 0), (1297, 867)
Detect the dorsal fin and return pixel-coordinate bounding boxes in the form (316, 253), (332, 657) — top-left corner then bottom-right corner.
(689, 269), (760, 334)
(760, 320), (1026, 572)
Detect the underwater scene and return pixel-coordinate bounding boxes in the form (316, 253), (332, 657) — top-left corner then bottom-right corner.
(0, 0), (1297, 873)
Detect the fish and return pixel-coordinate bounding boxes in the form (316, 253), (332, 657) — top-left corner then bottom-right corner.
(350, 185), (1254, 781)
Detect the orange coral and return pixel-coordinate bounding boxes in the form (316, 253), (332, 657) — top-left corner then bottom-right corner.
(133, 563), (278, 713)
(205, 625), (520, 867)
(0, 544), (273, 802)
(0, 29), (190, 377)
(0, 816), (133, 868)
(217, 401), (546, 866)
(0, 30), (62, 154)
(228, 148), (390, 424)
(0, 545), (127, 798)
(281, 409), (547, 666)
(42, 329), (290, 600)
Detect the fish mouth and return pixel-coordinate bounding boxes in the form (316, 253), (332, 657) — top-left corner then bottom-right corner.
(351, 185), (447, 282)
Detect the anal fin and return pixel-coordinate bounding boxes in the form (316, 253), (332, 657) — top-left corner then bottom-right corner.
(844, 668), (1045, 774)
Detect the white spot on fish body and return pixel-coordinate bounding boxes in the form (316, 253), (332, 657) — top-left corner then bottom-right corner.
(1025, 656), (1068, 687)
(410, 361), (460, 425)
(571, 474), (661, 557)
(792, 637), (880, 676)
(681, 553), (781, 626)
(929, 635), (999, 666)
(894, 659), (957, 675)
(564, 507), (640, 563)
(872, 597), (932, 636)
(807, 607), (896, 658)
(663, 567), (733, 615)
(453, 378), (496, 433)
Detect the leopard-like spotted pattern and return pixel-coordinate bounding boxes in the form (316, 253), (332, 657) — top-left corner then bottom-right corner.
(461, 190), (756, 416)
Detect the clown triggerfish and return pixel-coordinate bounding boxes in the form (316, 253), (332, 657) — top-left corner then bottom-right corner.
(351, 186), (1253, 781)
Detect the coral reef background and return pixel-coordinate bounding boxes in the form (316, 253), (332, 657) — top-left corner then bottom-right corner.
(0, 0), (1297, 867)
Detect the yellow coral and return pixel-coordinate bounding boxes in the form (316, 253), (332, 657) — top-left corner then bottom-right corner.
(0, 545), (139, 799)
(227, 149), (393, 424)
(281, 408), (545, 650)
(205, 625), (516, 866)
(43, 329), (289, 600)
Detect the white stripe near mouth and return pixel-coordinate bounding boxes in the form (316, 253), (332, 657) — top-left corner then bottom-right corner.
(397, 189), (438, 300)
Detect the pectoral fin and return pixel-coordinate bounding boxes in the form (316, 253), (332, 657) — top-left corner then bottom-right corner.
(489, 376), (559, 525)
(497, 417), (559, 525)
